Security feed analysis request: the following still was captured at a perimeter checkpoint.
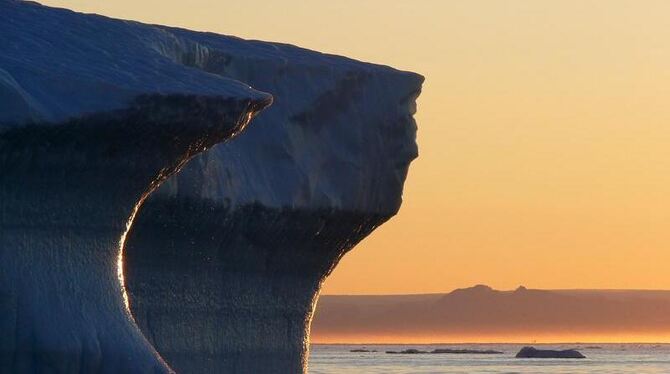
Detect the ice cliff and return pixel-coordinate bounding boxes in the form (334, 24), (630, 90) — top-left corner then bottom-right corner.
(0, 1), (423, 373)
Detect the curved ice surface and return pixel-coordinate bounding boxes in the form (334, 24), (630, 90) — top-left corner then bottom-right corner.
(0, 1), (270, 372)
(0, 0), (270, 125)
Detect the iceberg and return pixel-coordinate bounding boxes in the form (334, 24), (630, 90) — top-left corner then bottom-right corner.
(0, 1), (423, 373)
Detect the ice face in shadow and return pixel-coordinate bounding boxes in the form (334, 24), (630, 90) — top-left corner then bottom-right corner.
(125, 24), (423, 374)
(126, 202), (389, 373)
(0, 1), (271, 372)
(0, 96), (268, 373)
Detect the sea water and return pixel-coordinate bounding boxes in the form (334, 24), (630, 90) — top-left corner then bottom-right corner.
(309, 344), (670, 373)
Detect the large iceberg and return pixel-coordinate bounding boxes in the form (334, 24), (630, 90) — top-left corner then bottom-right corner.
(0, 1), (423, 373)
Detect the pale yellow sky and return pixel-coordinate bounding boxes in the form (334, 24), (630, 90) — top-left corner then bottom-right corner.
(42, 0), (670, 294)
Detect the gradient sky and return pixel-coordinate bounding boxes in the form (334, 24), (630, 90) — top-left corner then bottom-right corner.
(42, 0), (670, 295)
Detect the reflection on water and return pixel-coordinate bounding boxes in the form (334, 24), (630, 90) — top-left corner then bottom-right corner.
(310, 343), (670, 374)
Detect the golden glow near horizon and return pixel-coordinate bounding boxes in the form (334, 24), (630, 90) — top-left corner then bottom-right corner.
(42, 0), (670, 295)
(311, 333), (670, 345)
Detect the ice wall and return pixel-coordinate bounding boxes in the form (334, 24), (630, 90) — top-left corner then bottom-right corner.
(0, 1), (270, 372)
(125, 23), (423, 374)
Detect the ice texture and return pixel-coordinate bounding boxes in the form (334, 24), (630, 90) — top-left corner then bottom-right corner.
(148, 26), (423, 214)
(0, 0), (269, 125)
(0, 1), (269, 372)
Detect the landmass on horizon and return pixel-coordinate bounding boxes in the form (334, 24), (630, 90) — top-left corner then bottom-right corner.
(312, 285), (670, 344)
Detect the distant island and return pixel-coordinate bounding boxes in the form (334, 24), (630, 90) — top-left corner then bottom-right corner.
(516, 346), (585, 359)
(311, 285), (670, 343)
(386, 348), (503, 355)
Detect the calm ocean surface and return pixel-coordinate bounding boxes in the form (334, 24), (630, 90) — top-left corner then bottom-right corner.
(309, 344), (670, 373)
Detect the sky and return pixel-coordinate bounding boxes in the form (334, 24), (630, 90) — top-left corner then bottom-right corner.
(42, 0), (670, 295)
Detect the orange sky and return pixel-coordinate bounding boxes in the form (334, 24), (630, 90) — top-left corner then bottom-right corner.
(43, 0), (670, 295)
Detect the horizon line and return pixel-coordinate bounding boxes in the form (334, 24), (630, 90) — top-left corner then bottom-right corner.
(321, 286), (670, 297)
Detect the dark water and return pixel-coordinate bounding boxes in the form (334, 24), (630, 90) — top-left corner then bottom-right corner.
(310, 344), (670, 373)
